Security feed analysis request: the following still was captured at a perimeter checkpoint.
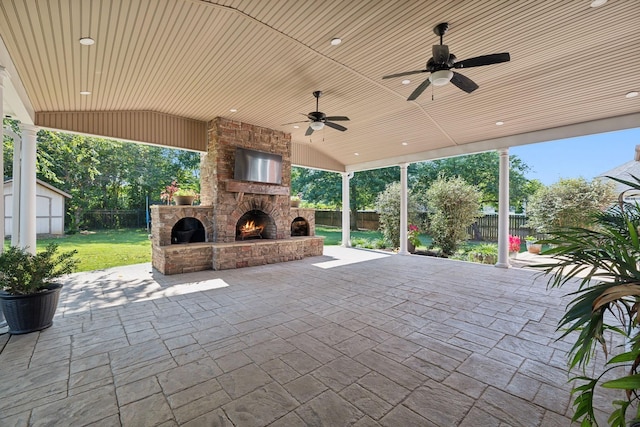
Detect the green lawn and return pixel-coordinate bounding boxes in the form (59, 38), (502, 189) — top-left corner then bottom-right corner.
(6, 229), (152, 272)
(315, 226), (383, 245)
(6, 227), (506, 273)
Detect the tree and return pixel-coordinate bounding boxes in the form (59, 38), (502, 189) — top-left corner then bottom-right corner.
(375, 181), (419, 248)
(411, 151), (534, 211)
(426, 175), (482, 255)
(292, 166), (400, 230)
(526, 177), (616, 233)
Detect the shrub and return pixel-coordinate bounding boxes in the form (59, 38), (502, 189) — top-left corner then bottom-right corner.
(425, 175), (482, 255)
(375, 182), (419, 248)
(526, 177), (615, 233)
(466, 243), (498, 265)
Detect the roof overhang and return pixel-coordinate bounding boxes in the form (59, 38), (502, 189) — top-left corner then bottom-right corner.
(0, 1), (638, 172)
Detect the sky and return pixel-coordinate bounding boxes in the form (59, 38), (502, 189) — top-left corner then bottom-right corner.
(509, 127), (640, 185)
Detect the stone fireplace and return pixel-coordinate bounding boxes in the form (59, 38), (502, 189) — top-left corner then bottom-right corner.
(151, 117), (323, 274)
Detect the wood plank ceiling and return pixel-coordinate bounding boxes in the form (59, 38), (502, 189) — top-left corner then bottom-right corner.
(0, 0), (638, 172)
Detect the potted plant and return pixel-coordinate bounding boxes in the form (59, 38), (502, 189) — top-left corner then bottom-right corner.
(0, 243), (78, 334)
(290, 195), (301, 208)
(524, 235), (542, 254)
(537, 175), (640, 426)
(173, 188), (199, 206)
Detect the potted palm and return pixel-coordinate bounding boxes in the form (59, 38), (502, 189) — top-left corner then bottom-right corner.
(0, 243), (78, 334)
(537, 175), (640, 426)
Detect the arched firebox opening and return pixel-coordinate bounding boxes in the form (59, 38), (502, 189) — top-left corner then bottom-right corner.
(236, 210), (277, 241)
(291, 216), (309, 237)
(171, 217), (206, 244)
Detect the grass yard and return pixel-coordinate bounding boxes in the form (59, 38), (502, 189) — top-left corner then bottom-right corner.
(315, 226), (384, 245)
(5, 229), (152, 272)
(5, 227), (385, 272)
(5, 226), (501, 273)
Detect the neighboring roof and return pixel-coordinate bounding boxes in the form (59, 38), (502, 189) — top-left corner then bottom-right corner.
(4, 178), (72, 199)
(597, 145), (640, 196)
(1, 1), (639, 172)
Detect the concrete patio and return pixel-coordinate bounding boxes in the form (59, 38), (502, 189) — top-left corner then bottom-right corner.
(0, 247), (612, 426)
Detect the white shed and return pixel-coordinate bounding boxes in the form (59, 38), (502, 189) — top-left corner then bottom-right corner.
(3, 179), (71, 236)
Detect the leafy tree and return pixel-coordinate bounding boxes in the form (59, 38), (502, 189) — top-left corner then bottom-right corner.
(426, 175), (482, 255)
(292, 166), (400, 230)
(526, 177), (616, 233)
(411, 151), (534, 211)
(375, 181), (419, 248)
(4, 125), (201, 231)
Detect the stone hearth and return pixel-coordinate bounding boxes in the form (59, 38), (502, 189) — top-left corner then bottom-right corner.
(151, 118), (323, 275)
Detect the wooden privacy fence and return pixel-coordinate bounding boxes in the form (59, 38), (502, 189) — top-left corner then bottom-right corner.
(315, 210), (535, 242)
(468, 214), (534, 241)
(314, 210), (379, 230)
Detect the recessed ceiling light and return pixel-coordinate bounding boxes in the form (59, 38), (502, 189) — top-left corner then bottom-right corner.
(495, 121), (504, 126)
(354, 152), (359, 156)
(330, 38), (342, 46)
(626, 91), (639, 99)
(229, 108), (237, 113)
(401, 79), (411, 85)
(79, 37), (95, 46)
(402, 142), (408, 146)
(590, 0), (607, 7)
(80, 91), (91, 95)
(293, 125), (300, 129)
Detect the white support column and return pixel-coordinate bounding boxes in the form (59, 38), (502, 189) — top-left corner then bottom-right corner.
(0, 66), (8, 251)
(495, 148), (511, 268)
(19, 123), (38, 254)
(399, 163), (409, 255)
(11, 130), (21, 246)
(341, 171), (352, 247)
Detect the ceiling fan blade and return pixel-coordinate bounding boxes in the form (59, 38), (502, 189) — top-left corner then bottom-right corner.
(382, 69), (428, 79)
(281, 120), (308, 126)
(407, 77), (432, 101)
(305, 126), (314, 136)
(325, 116), (349, 121)
(432, 45), (449, 64)
(454, 52), (510, 69)
(450, 71), (479, 93)
(325, 121), (347, 132)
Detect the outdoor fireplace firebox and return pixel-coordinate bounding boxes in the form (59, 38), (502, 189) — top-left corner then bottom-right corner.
(236, 210), (276, 240)
(171, 217), (205, 244)
(151, 117), (324, 274)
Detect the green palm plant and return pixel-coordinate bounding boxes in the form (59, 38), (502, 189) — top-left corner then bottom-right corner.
(538, 175), (640, 426)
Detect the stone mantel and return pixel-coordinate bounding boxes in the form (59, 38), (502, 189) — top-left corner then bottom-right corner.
(225, 180), (290, 196)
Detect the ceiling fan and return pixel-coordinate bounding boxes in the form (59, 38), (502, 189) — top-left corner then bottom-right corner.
(283, 91), (350, 136)
(382, 22), (510, 100)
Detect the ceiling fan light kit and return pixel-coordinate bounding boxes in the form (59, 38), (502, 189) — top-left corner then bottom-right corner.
(281, 91), (350, 137)
(430, 69), (453, 86)
(382, 22), (510, 100)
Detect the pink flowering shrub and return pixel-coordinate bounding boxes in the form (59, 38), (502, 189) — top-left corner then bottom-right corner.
(508, 235), (521, 253)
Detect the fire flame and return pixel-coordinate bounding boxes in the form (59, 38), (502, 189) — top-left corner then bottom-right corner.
(241, 220), (263, 233)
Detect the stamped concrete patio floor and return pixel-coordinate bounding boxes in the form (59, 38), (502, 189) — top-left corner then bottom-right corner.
(0, 247), (608, 426)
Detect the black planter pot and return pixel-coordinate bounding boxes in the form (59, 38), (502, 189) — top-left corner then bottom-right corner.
(0, 284), (62, 334)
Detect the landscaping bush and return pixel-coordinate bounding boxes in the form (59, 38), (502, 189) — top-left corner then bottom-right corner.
(425, 175), (482, 255)
(375, 182), (419, 248)
(466, 243), (498, 265)
(526, 177), (615, 233)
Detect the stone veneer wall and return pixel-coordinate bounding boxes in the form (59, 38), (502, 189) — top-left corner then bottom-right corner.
(200, 117), (292, 243)
(151, 206), (216, 275)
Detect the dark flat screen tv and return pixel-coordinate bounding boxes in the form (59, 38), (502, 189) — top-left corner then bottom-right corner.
(234, 147), (282, 185)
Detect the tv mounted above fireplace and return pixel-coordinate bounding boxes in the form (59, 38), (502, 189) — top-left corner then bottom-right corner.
(234, 147), (282, 185)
